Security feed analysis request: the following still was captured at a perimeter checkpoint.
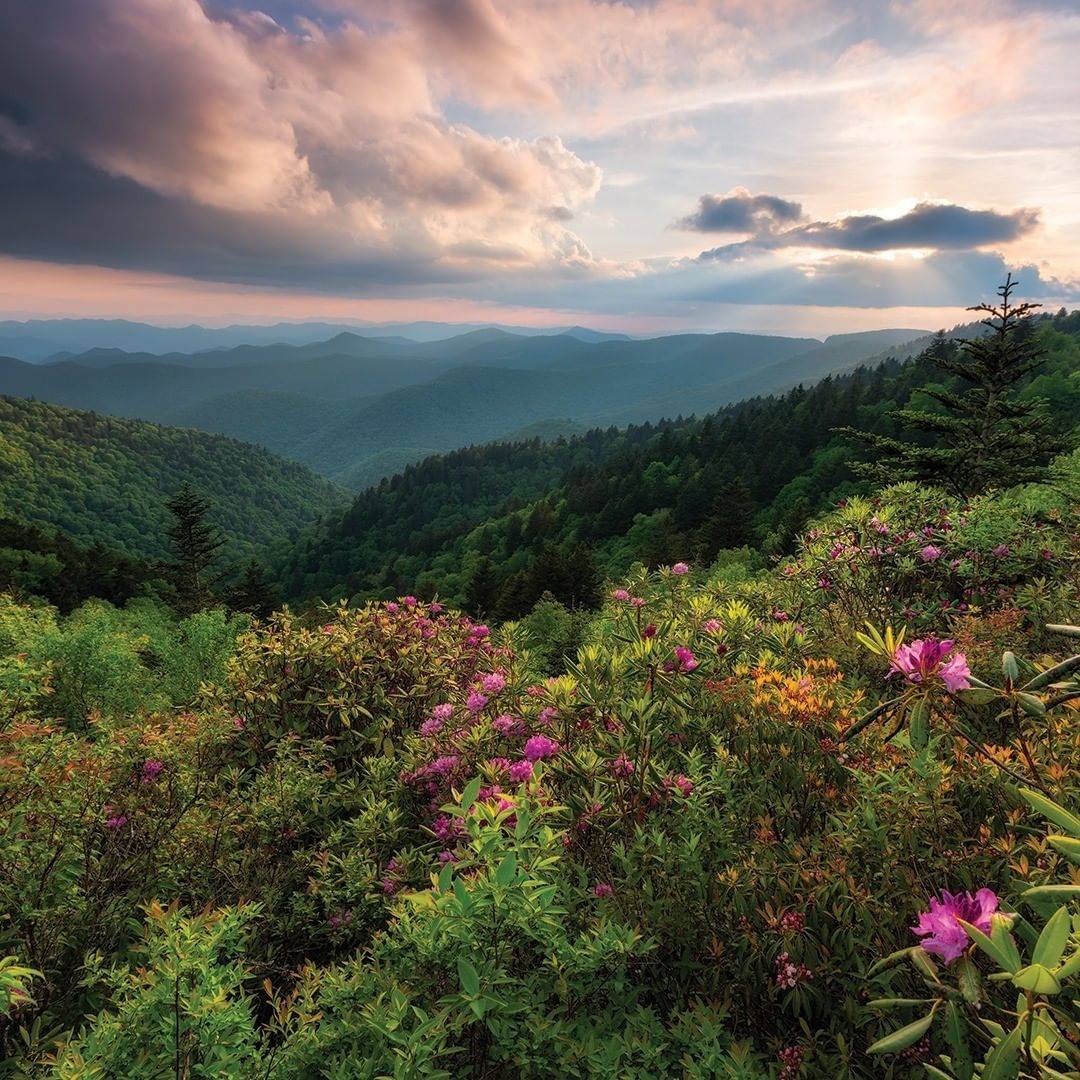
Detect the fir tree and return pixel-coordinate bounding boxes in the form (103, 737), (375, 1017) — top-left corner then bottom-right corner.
(465, 555), (500, 618)
(228, 558), (279, 619)
(164, 483), (225, 615)
(840, 275), (1060, 496)
(695, 478), (757, 560)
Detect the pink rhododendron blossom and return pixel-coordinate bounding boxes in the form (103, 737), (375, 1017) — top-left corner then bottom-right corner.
(913, 888), (998, 963)
(612, 588), (630, 601)
(920, 545), (942, 562)
(140, 759), (164, 782)
(385, 601), (399, 613)
(429, 602), (443, 614)
(610, 754), (634, 778)
(403, 595), (418, 607)
(665, 646), (698, 673)
(493, 714), (518, 735)
(774, 952), (812, 989)
(508, 759), (534, 783)
(467, 690), (488, 713)
(321, 623), (335, 634)
(537, 706), (558, 726)
(593, 882), (613, 897)
(481, 672), (506, 695)
(630, 596), (646, 607)
(703, 618), (721, 634)
(889, 638), (971, 693)
(419, 717), (443, 737)
(672, 562), (690, 575)
(523, 735), (559, 761)
(991, 544), (1010, 557)
(642, 623), (657, 639)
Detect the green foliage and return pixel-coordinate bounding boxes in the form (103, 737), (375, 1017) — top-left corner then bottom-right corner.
(0, 395), (342, 561)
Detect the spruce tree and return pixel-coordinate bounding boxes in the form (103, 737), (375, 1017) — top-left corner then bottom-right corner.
(228, 558), (279, 619)
(164, 483), (225, 615)
(840, 275), (1060, 497)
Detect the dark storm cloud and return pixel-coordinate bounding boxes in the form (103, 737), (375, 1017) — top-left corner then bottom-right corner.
(699, 201), (1040, 259)
(675, 189), (805, 233)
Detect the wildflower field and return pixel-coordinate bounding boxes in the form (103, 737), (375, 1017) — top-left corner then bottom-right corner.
(0, 465), (1077, 1078)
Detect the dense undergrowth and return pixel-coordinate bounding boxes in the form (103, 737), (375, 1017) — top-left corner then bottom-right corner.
(0, 461), (1077, 1077)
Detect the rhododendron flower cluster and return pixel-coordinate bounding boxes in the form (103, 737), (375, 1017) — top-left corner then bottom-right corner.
(593, 882), (613, 898)
(610, 754), (634, 778)
(889, 637), (971, 693)
(774, 952), (812, 989)
(140, 759), (163, 782)
(664, 646), (698, 673)
(507, 759), (534, 783)
(672, 562), (690, 575)
(481, 672), (506, 695)
(912, 888), (998, 962)
(523, 735), (559, 761)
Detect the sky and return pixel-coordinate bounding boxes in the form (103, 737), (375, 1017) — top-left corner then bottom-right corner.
(1, 0), (1078, 335)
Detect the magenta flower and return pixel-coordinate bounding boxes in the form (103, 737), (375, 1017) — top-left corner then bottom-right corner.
(523, 734), (559, 761)
(321, 623), (335, 634)
(665, 646), (698, 673)
(630, 596), (646, 607)
(612, 588), (630, 602)
(642, 623), (657, 639)
(467, 690), (488, 713)
(991, 544), (1010, 557)
(140, 759), (164, 782)
(403, 595), (418, 607)
(493, 713), (518, 735)
(703, 618), (721, 634)
(920, 545), (943, 562)
(431, 703), (453, 722)
(593, 882), (614, 898)
(385, 601), (399, 613)
(419, 717), (444, 737)
(672, 562), (690, 575)
(889, 637), (971, 693)
(508, 759), (534, 783)
(105, 812), (128, 831)
(913, 888), (998, 963)
(481, 672), (507, 695)
(610, 754), (634, 778)
(429, 601), (443, 614)
(774, 951), (812, 989)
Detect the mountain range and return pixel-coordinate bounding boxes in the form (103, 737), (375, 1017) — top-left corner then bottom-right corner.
(0, 324), (929, 490)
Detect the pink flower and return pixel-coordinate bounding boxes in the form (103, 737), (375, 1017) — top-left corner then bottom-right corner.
(523, 735), (559, 761)
(385, 601), (399, 613)
(665, 646), (698, 673)
(481, 672), (507, 696)
(610, 754), (634, 778)
(774, 952), (812, 989)
(431, 703), (454, 721)
(467, 690), (488, 713)
(920, 545), (943, 562)
(913, 888), (998, 963)
(612, 588), (630, 602)
(321, 623), (335, 634)
(493, 713), (518, 735)
(508, 759), (534, 783)
(630, 596), (646, 608)
(772, 610), (790, 622)
(140, 759), (164, 782)
(403, 595), (418, 607)
(991, 544), (1010, 557)
(593, 882), (613, 898)
(105, 812), (128, 830)
(419, 717), (444, 737)
(642, 623), (657, 639)
(890, 637), (971, 693)
(703, 618), (721, 634)
(537, 706), (558, 726)
(672, 562), (690, 575)
(233, 716), (245, 730)
(429, 602), (443, 614)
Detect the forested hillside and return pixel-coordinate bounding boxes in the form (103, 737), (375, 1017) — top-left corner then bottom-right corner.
(275, 310), (1080, 612)
(0, 327), (924, 489)
(0, 396), (343, 560)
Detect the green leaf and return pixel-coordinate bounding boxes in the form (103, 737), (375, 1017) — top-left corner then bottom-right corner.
(456, 958), (480, 998)
(865, 998), (934, 1009)
(1002, 652), (1019, 683)
(1021, 653), (1080, 692)
(1021, 885), (1080, 903)
(1047, 835), (1080, 865)
(980, 1021), (1021, 1080)
(1016, 693), (1046, 717)
(959, 687), (999, 706)
(945, 1001), (974, 1080)
(1032, 906), (1071, 969)
(867, 1010), (935, 1055)
(908, 699), (930, 749)
(958, 918), (1018, 974)
(460, 776), (482, 813)
(1011, 964), (1062, 995)
(493, 853), (517, 887)
(955, 955), (982, 1005)
(1018, 788), (1080, 838)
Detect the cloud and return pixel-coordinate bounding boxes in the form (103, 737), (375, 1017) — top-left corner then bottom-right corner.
(0, 0), (603, 285)
(675, 188), (805, 233)
(699, 201), (1041, 259)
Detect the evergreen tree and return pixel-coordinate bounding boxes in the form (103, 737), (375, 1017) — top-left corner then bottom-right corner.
(228, 558), (280, 619)
(164, 483), (225, 615)
(465, 556), (500, 618)
(695, 478), (757, 561)
(840, 276), (1060, 496)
